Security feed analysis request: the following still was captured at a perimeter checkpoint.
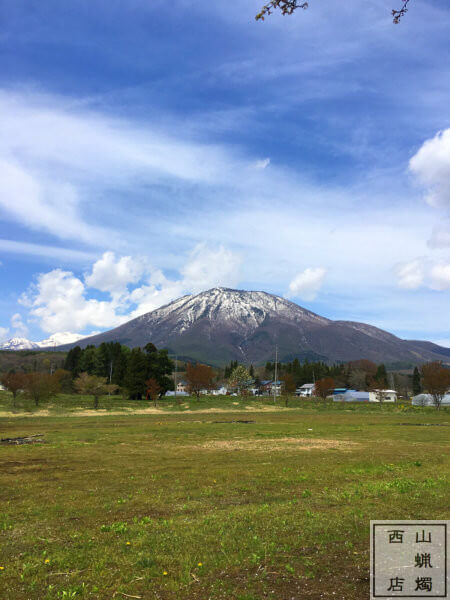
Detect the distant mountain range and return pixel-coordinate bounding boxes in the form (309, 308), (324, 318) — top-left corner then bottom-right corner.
(0, 332), (85, 351)
(18, 287), (449, 367)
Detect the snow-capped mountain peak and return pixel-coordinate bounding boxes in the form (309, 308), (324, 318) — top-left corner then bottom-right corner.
(142, 287), (329, 334)
(36, 332), (85, 348)
(0, 337), (40, 350)
(0, 332), (85, 351)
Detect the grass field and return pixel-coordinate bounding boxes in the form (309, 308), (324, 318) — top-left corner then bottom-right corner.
(0, 394), (448, 599)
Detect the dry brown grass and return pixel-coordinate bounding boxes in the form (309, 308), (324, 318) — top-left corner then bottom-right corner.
(200, 437), (358, 451)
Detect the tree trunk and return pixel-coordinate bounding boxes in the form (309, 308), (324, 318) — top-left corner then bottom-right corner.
(94, 395), (99, 409)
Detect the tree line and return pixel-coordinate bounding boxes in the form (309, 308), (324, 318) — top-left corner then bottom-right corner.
(0, 342), (174, 408)
(64, 342), (174, 399)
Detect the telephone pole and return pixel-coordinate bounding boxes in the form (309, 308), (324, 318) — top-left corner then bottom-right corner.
(273, 344), (278, 403)
(174, 355), (178, 401)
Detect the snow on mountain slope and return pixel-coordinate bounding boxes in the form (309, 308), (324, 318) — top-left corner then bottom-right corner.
(0, 332), (85, 351)
(0, 337), (40, 350)
(36, 332), (85, 348)
(138, 287), (329, 335)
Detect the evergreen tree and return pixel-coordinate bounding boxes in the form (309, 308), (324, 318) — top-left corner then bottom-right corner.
(64, 346), (82, 377)
(412, 366), (422, 396)
(78, 346), (97, 374)
(376, 364), (388, 388)
(249, 364), (255, 378)
(145, 345), (174, 395)
(111, 344), (129, 386)
(124, 348), (148, 399)
(265, 362), (273, 378)
(93, 343), (111, 377)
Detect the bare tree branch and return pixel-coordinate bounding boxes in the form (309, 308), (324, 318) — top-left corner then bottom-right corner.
(256, 1), (308, 21)
(256, 0), (413, 24)
(392, 0), (411, 24)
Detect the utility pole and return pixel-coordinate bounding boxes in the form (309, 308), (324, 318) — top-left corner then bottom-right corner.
(273, 344), (278, 403)
(174, 355), (178, 401)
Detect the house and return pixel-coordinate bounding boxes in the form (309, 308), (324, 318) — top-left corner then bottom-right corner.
(176, 380), (188, 393)
(332, 388), (347, 397)
(260, 380), (273, 394)
(260, 380), (282, 395)
(369, 389), (397, 403)
(296, 383), (315, 397)
(412, 393), (450, 407)
(165, 390), (189, 397)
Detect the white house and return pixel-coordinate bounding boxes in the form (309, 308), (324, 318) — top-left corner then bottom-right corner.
(176, 380), (188, 393)
(369, 389), (397, 403)
(296, 383), (315, 397)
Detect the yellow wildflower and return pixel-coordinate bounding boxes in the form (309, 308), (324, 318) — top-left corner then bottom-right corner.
(0, 566), (4, 570)
(163, 570), (168, 576)
(44, 559), (50, 564)
(197, 562), (203, 567)
(126, 542), (131, 545)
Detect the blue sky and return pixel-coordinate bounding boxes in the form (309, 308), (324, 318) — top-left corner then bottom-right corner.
(1, 0), (450, 346)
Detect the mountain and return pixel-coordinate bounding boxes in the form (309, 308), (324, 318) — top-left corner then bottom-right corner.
(36, 332), (85, 348)
(53, 287), (450, 366)
(0, 337), (40, 351)
(0, 332), (84, 351)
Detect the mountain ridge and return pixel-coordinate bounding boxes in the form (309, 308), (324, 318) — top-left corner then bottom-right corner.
(45, 287), (450, 366)
(0, 332), (85, 351)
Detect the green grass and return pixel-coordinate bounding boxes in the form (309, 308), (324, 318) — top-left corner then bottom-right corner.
(0, 397), (448, 599)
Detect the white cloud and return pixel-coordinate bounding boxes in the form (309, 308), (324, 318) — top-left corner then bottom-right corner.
(20, 269), (127, 334)
(0, 158), (109, 246)
(286, 267), (326, 301)
(395, 259), (424, 290)
(0, 238), (96, 262)
(429, 262), (450, 291)
(395, 258), (450, 292)
(428, 224), (450, 249)
(181, 243), (241, 294)
(254, 158), (270, 169)
(0, 90), (241, 246)
(11, 313), (28, 337)
(410, 129), (450, 210)
(85, 251), (147, 295)
(0, 327), (9, 342)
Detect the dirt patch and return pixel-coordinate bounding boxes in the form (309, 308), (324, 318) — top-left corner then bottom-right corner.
(0, 404), (294, 418)
(200, 437), (358, 452)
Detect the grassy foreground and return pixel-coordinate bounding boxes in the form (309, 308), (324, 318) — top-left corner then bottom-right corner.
(0, 400), (448, 599)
